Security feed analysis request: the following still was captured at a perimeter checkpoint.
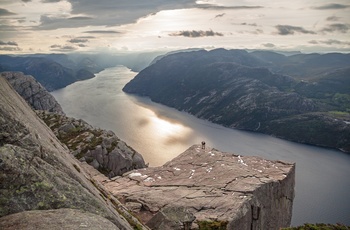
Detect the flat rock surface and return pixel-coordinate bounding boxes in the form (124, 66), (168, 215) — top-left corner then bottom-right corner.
(91, 145), (295, 229)
(0, 209), (118, 230)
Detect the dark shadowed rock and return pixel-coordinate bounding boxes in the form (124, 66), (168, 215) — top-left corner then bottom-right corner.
(0, 209), (118, 230)
(90, 145), (295, 230)
(1, 71), (64, 114)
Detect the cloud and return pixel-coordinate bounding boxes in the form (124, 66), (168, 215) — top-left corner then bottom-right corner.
(0, 46), (21, 51)
(0, 8), (16, 16)
(262, 43), (275, 48)
(275, 25), (316, 35)
(21, 0), (31, 2)
(68, 16), (94, 20)
(83, 30), (121, 34)
(196, 4), (263, 10)
(241, 22), (257, 27)
(169, 29), (223, 37)
(68, 38), (88, 43)
(50, 44), (77, 51)
(215, 13), (225, 18)
(321, 23), (350, 33)
(312, 3), (350, 10)
(42, 0), (61, 2)
(0, 40), (18, 46)
(326, 16), (340, 21)
(309, 39), (350, 46)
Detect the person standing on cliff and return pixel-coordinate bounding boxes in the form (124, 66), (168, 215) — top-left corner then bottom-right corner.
(201, 141), (205, 149)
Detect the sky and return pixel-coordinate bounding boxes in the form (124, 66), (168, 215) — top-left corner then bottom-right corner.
(0, 0), (349, 54)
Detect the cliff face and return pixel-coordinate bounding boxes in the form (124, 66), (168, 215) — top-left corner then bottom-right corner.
(0, 77), (135, 229)
(1, 71), (64, 114)
(90, 145), (296, 230)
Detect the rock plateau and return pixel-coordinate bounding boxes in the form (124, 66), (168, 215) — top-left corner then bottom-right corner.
(89, 145), (296, 230)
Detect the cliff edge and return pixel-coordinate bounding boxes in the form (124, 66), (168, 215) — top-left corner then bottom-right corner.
(1, 72), (64, 114)
(0, 77), (136, 229)
(90, 145), (296, 230)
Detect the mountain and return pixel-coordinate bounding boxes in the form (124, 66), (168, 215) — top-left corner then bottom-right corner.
(0, 55), (95, 91)
(123, 49), (350, 152)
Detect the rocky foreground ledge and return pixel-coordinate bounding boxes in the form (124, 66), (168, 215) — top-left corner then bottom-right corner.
(88, 145), (296, 230)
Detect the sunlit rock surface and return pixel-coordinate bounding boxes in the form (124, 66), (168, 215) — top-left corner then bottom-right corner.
(90, 145), (296, 230)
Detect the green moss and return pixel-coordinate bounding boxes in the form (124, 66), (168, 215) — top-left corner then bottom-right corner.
(197, 220), (228, 230)
(282, 223), (349, 230)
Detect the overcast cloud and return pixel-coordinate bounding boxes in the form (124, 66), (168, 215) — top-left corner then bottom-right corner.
(0, 0), (349, 53)
(170, 30), (224, 37)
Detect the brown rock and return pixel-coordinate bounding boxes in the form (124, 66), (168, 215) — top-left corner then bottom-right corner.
(92, 145), (295, 230)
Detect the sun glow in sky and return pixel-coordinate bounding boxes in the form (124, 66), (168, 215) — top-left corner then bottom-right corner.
(0, 0), (349, 54)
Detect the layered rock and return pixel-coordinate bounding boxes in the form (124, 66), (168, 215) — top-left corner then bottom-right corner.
(1, 71), (64, 114)
(90, 145), (295, 230)
(37, 111), (146, 177)
(0, 77), (137, 229)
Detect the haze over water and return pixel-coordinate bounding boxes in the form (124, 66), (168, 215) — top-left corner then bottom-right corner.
(52, 66), (350, 226)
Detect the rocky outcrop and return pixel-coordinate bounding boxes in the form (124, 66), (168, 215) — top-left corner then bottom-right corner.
(1, 71), (64, 114)
(90, 145), (295, 230)
(37, 111), (147, 178)
(0, 77), (137, 229)
(0, 209), (118, 230)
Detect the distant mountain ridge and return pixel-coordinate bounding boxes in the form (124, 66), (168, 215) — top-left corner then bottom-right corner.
(123, 49), (350, 152)
(0, 54), (96, 91)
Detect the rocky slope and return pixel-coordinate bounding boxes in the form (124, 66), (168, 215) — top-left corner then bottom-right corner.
(1, 71), (64, 114)
(90, 145), (295, 230)
(0, 77), (142, 229)
(123, 49), (350, 152)
(37, 110), (146, 178)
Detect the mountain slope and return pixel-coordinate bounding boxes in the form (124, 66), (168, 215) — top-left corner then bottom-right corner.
(123, 49), (350, 152)
(0, 55), (95, 91)
(0, 77), (135, 229)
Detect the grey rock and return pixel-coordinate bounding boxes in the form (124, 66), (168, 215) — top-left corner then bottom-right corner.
(37, 111), (147, 177)
(0, 77), (134, 229)
(147, 206), (195, 230)
(94, 145), (295, 230)
(1, 71), (64, 115)
(0, 209), (119, 230)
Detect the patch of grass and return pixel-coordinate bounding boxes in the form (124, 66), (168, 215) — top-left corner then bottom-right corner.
(197, 220), (228, 230)
(282, 223), (350, 230)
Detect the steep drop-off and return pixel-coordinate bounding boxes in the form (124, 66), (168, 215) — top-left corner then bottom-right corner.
(0, 77), (136, 229)
(91, 145), (295, 230)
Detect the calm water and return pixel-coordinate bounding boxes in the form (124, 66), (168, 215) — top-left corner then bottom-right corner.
(52, 66), (350, 226)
